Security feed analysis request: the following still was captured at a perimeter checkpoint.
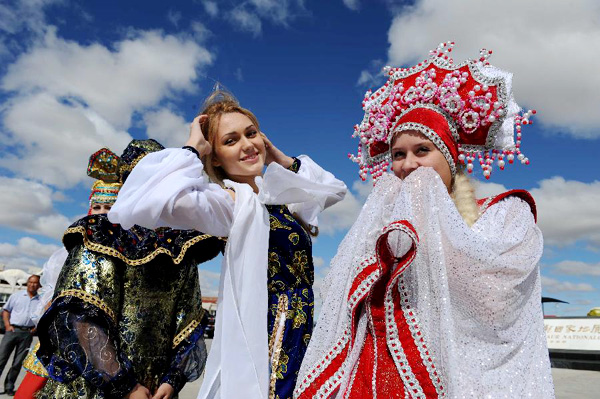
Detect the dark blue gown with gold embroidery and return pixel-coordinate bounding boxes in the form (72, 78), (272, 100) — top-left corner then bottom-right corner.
(266, 204), (314, 399)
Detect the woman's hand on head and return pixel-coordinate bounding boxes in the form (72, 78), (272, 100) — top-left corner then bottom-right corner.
(261, 133), (294, 168)
(185, 115), (212, 158)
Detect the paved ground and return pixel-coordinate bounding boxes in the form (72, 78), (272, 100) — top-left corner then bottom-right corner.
(0, 338), (597, 398)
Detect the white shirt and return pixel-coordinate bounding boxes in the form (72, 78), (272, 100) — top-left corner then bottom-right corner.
(3, 290), (39, 327)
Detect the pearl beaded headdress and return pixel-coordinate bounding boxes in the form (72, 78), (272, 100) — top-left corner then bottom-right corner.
(349, 42), (535, 180)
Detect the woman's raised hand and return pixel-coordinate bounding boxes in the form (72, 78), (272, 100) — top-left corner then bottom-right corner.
(185, 115), (212, 158)
(261, 133), (294, 169)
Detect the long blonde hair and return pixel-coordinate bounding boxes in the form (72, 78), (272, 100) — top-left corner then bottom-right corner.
(198, 90), (260, 187)
(450, 169), (480, 227)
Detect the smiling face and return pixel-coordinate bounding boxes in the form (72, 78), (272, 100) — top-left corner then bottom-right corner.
(212, 112), (266, 186)
(391, 130), (453, 192)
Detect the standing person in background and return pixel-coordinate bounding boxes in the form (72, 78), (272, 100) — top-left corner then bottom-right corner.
(14, 148), (123, 399)
(108, 91), (347, 399)
(0, 275), (41, 396)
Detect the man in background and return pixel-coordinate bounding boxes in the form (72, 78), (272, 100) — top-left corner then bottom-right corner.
(0, 275), (41, 395)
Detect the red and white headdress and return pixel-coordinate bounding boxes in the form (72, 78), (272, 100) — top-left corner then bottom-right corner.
(349, 42), (536, 180)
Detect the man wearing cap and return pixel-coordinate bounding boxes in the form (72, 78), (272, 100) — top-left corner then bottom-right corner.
(0, 275), (41, 395)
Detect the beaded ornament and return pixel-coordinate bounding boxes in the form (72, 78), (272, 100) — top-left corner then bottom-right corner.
(87, 148), (122, 210)
(349, 42), (536, 180)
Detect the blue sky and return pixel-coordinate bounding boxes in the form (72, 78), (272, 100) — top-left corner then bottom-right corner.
(1, 0), (599, 316)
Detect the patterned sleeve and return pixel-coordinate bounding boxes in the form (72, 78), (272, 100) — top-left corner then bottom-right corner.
(159, 263), (208, 393)
(37, 245), (137, 399)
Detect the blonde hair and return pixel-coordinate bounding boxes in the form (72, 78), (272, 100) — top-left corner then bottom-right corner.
(198, 90), (319, 237)
(450, 170), (480, 227)
(198, 90), (260, 186)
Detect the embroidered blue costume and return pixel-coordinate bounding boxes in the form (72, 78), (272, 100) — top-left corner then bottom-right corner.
(267, 201), (315, 399)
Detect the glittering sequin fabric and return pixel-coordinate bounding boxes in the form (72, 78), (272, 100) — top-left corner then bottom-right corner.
(296, 168), (554, 399)
(37, 215), (221, 399)
(267, 204), (314, 399)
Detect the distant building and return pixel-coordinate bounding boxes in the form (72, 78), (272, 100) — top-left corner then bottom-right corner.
(202, 296), (217, 312)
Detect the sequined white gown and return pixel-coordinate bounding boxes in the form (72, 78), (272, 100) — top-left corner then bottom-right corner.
(295, 168), (554, 399)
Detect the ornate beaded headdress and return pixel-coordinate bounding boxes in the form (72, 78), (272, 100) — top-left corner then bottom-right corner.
(87, 148), (122, 212)
(349, 42), (536, 181)
(117, 139), (165, 183)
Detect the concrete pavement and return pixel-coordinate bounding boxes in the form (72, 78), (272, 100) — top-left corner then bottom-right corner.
(0, 338), (597, 399)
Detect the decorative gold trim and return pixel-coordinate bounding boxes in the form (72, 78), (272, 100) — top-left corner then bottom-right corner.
(56, 289), (116, 322)
(22, 342), (48, 378)
(268, 294), (288, 399)
(63, 226), (223, 266)
(172, 314), (204, 349)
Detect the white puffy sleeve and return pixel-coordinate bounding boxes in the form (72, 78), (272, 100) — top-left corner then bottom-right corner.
(258, 155), (347, 226)
(447, 196), (543, 327)
(108, 148), (234, 237)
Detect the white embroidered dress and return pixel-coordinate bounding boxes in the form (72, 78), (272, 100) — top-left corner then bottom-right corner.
(108, 148), (346, 399)
(295, 168), (554, 399)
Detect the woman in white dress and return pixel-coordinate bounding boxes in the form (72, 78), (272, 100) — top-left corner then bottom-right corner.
(294, 42), (554, 399)
(108, 91), (347, 399)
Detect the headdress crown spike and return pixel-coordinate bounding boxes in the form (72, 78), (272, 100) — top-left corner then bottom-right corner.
(349, 41), (536, 181)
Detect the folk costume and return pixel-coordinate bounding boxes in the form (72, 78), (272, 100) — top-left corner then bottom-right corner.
(16, 149), (122, 399)
(36, 140), (224, 399)
(295, 43), (554, 399)
(108, 146), (347, 399)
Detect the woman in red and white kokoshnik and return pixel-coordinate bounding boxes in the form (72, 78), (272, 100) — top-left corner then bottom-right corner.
(294, 42), (554, 399)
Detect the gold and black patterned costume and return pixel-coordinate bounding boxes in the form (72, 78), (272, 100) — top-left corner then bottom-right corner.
(36, 140), (224, 399)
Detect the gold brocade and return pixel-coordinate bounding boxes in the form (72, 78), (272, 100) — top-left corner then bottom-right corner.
(22, 343), (48, 378)
(38, 244), (206, 399)
(268, 295), (289, 399)
(63, 226), (218, 266)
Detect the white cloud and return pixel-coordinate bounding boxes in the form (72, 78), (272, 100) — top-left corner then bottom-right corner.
(531, 177), (600, 247)
(0, 0), (61, 37)
(167, 10), (182, 27)
(3, 28), (213, 128)
(234, 67), (244, 82)
(230, 8), (263, 37)
(386, 0), (600, 137)
(249, 0), (306, 26)
(343, 0), (360, 11)
(0, 28), (215, 188)
(143, 107), (189, 148)
(319, 185), (363, 235)
(473, 181), (508, 199)
(313, 256), (325, 267)
(191, 21), (212, 42)
(0, 237), (60, 259)
(352, 178), (373, 201)
(225, 0), (307, 36)
(0, 92), (132, 188)
(0, 177), (71, 238)
(199, 264), (221, 297)
(202, 1), (219, 18)
(547, 260), (600, 277)
(475, 177), (600, 248)
(542, 276), (595, 293)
